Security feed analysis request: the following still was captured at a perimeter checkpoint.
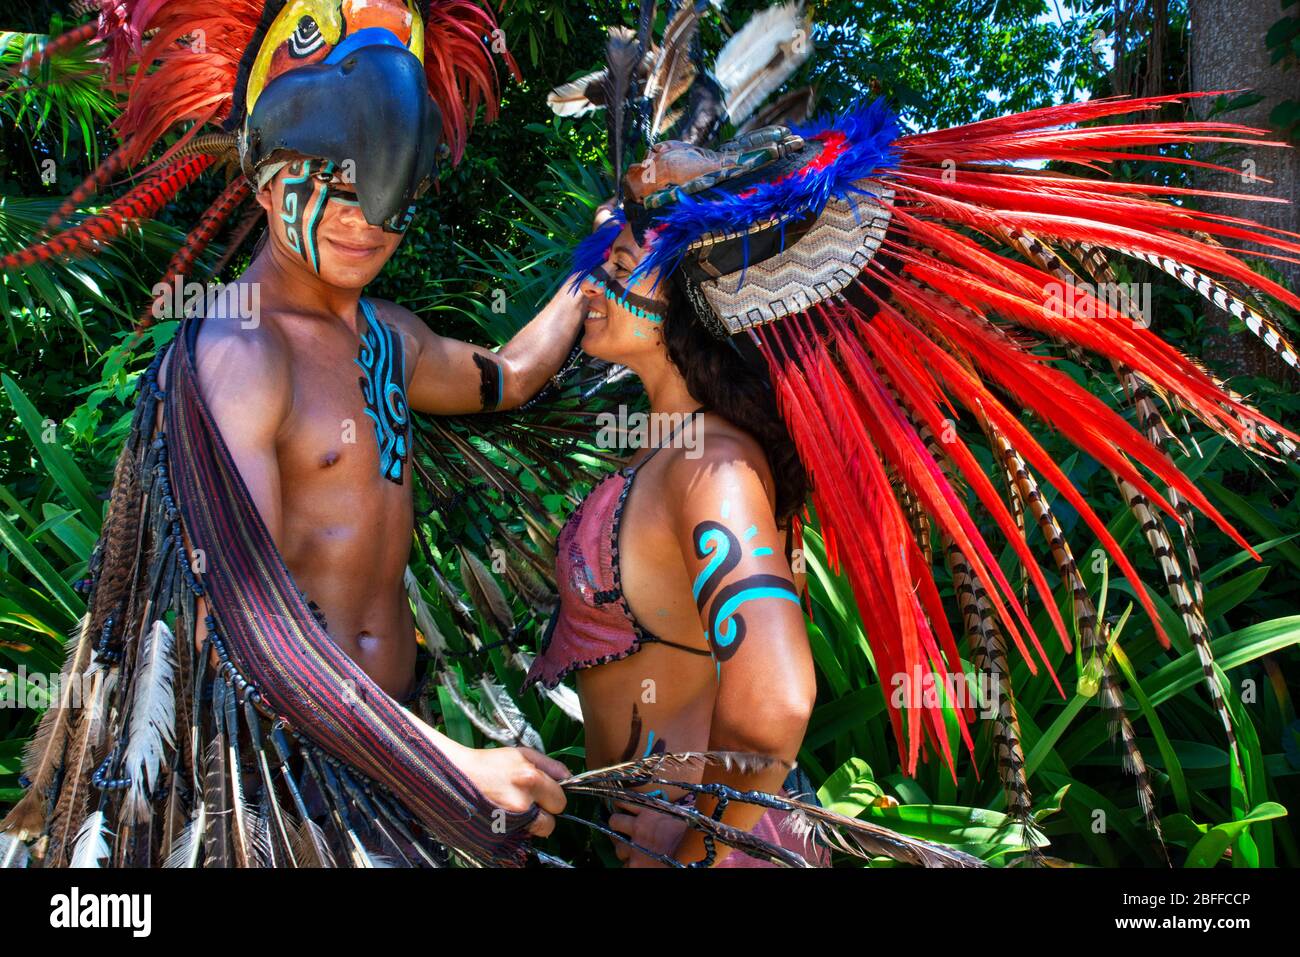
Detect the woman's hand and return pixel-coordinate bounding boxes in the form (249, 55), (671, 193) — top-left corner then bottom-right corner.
(608, 803), (690, 867)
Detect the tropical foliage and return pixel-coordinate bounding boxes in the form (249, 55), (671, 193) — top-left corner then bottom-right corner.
(0, 0), (1296, 867)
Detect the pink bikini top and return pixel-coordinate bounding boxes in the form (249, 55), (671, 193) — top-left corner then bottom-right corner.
(522, 420), (712, 692)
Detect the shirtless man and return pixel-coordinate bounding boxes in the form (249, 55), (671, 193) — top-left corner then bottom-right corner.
(158, 155), (578, 838)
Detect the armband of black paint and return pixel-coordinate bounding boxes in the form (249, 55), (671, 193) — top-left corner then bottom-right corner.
(474, 353), (504, 411)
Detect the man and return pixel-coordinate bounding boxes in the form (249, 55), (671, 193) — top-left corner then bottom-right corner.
(162, 151), (582, 843)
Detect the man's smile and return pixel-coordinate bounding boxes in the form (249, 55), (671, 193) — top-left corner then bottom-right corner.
(326, 236), (385, 259)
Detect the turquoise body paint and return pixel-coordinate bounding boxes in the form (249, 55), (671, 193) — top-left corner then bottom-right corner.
(354, 299), (410, 484)
(692, 527), (731, 601)
(712, 587), (801, 648)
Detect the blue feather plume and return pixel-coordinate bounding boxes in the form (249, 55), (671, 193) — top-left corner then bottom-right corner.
(567, 211), (627, 291)
(629, 98), (902, 286)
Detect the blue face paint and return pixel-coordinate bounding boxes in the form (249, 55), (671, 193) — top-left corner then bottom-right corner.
(279, 160), (315, 265)
(279, 158), (347, 274)
(279, 159), (409, 274)
(387, 203), (418, 233)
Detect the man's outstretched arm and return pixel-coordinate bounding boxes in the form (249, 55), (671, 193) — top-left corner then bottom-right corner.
(389, 283), (586, 415)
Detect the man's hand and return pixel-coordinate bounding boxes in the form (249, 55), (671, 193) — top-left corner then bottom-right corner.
(608, 802), (690, 867)
(451, 745), (570, 838)
(593, 196), (618, 229)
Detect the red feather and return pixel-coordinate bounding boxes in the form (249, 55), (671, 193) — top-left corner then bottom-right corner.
(137, 174), (251, 330)
(0, 155), (214, 273)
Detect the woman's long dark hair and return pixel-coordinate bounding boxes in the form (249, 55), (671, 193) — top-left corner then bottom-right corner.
(660, 293), (809, 527)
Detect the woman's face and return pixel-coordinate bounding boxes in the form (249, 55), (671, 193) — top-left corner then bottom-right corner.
(578, 223), (670, 365)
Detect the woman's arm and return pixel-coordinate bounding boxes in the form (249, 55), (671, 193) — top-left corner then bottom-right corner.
(659, 436), (817, 866)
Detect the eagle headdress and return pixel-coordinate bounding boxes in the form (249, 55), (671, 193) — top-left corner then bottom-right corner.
(2, 0), (519, 296)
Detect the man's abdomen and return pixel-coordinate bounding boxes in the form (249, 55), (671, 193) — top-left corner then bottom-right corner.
(278, 473), (419, 699)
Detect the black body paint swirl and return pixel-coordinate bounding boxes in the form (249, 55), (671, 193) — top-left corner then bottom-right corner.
(692, 520), (741, 609)
(617, 702), (666, 762)
(705, 574), (802, 662)
(355, 301), (409, 484)
(692, 520), (800, 661)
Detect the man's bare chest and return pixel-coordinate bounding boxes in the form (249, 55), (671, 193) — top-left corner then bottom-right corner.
(275, 313), (415, 499)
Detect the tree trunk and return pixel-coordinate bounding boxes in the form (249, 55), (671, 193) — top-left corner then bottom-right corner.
(1190, 0), (1299, 382)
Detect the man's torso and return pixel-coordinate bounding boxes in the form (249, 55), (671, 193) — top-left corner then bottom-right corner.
(193, 297), (421, 698)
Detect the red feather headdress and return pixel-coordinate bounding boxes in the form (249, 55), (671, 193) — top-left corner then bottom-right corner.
(2, 0), (521, 300)
(560, 3), (1300, 850)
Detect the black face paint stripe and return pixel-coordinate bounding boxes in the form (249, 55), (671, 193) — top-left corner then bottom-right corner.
(590, 264), (667, 320)
(474, 353), (503, 411)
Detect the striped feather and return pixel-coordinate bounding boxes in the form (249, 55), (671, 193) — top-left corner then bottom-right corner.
(122, 620), (178, 823)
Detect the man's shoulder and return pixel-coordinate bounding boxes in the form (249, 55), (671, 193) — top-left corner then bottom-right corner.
(193, 313), (288, 367)
(364, 297), (428, 339)
(190, 312), (292, 411)
(364, 297), (417, 321)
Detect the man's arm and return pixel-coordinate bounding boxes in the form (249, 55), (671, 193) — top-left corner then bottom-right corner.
(387, 283), (585, 415)
(187, 319), (568, 840)
(652, 441), (816, 866)
(193, 318), (292, 542)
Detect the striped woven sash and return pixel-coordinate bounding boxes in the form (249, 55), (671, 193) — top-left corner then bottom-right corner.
(163, 315), (536, 865)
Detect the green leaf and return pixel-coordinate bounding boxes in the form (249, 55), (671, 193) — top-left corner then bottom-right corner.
(1185, 803), (1288, 868)
(817, 757), (883, 817)
(0, 509), (82, 623)
(1145, 618), (1300, 705)
(2, 374), (101, 530)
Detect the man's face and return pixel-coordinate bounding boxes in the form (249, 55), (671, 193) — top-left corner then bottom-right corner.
(256, 157), (407, 289)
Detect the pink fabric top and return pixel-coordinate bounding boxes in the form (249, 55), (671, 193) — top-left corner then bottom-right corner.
(522, 438), (831, 867)
(523, 449), (710, 691)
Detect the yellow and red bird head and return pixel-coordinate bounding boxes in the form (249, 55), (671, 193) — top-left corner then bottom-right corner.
(235, 1), (444, 230)
(0, 0), (518, 280)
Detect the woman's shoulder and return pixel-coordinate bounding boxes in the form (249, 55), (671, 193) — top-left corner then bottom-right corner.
(661, 412), (776, 511)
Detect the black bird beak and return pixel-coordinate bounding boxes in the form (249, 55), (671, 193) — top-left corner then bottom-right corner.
(244, 40), (442, 230)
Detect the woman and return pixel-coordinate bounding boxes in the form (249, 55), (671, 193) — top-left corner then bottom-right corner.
(521, 201), (827, 868)
(518, 0), (1300, 866)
